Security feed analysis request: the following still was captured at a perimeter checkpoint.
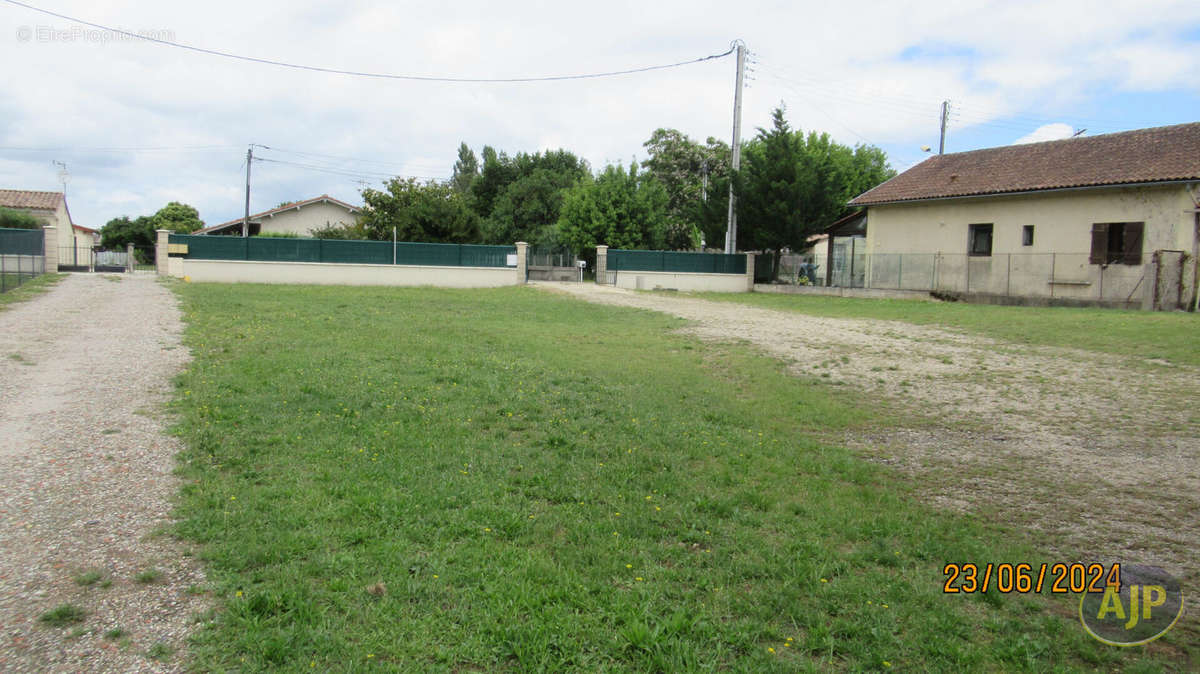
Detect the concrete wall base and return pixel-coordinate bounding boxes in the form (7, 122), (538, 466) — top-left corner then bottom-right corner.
(175, 258), (519, 288)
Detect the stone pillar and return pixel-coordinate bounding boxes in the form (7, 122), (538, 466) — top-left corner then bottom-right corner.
(42, 225), (58, 273)
(745, 252), (755, 291)
(155, 229), (170, 275)
(126, 243), (135, 273)
(596, 245), (608, 285)
(515, 241), (528, 285)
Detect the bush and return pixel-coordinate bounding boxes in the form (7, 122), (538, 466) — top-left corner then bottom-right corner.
(0, 207), (43, 230)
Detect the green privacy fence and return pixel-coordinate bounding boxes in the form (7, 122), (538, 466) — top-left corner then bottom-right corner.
(0, 227), (43, 255)
(170, 235), (516, 268)
(608, 249), (746, 274)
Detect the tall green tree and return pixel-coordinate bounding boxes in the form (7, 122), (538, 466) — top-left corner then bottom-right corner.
(360, 178), (479, 243)
(557, 163), (670, 255)
(641, 129), (730, 248)
(99, 215), (155, 249)
(737, 106), (893, 275)
(451, 142), (479, 194)
(150, 201), (204, 233)
(0, 206), (43, 229)
(469, 147), (589, 245)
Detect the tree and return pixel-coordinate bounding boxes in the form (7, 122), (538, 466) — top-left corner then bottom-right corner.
(360, 178), (480, 243)
(737, 106), (894, 276)
(99, 215), (155, 249)
(451, 143), (479, 194)
(150, 201), (204, 233)
(0, 206), (43, 229)
(469, 147), (589, 244)
(641, 129), (730, 249)
(557, 163), (670, 255)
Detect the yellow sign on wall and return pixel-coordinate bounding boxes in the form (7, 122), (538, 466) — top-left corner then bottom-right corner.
(167, 243), (189, 254)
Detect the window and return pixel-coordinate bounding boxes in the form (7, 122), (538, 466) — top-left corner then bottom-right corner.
(968, 223), (993, 256)
(1089, 222), (1144, 265)
(1022, 225), (1034, 246)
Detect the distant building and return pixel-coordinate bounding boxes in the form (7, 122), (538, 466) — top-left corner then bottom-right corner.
(0, 190), (98, 268)
(194, 195), (361, 236)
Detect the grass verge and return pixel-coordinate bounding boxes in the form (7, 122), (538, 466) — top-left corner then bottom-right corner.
(170, 283), (1178, 671)
(0, 273), (65, 311)
(702, 292), (1199, 366)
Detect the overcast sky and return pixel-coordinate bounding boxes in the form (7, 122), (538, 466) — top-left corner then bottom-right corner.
(2, 0), (1199, 229)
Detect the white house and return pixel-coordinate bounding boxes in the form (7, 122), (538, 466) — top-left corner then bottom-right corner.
(195, 195), (361, 237)
(0, 189), (98, 268)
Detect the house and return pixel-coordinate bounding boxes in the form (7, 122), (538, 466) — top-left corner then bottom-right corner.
(848, 122), (1200, 309)
(194, 195), (361, 236)
(0, 189), (98, 269)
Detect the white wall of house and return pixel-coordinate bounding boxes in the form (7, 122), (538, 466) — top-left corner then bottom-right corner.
(864, 184), (1196, 301)
(256, 202), (361, 236)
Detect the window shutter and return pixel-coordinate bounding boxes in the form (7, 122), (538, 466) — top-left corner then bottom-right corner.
(1122, 222), (1144, 265)
(1089, 223), (1108, 264)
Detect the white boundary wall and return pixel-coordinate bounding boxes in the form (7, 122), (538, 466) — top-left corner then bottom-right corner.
(613, 270), (750, 292)
(172, 258), (519, 288)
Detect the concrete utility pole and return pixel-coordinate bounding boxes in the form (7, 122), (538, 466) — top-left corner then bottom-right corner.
(724, 40), (746, 254)
(243, 146), (253, 237)
(938, 100), (950, 155)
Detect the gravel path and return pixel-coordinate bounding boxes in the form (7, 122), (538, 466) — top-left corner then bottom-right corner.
(543, 283), (1200, 594)
(0, 273), (206, 672)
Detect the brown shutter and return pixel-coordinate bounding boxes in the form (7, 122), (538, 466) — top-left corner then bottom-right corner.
(1089, 223), (1108, 264)
(1122, 222), (1144, 265)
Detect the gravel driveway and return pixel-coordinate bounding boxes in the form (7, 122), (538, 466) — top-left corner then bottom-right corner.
(0, 274), (206, 672)
(543, 283), (1200, 598)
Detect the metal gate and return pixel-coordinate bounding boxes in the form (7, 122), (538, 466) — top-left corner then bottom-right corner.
(94, 249), (129, 272)
(526, 246), (584, 282)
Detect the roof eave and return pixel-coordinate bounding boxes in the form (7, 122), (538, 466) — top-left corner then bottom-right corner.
(852, 179), (1199, 208)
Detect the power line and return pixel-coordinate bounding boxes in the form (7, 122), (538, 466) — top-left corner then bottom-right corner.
(256, 146), (444, 171)
(0, 144), (239, 153)
(2, 0), (734, 83)
(253, 156), (440, 182)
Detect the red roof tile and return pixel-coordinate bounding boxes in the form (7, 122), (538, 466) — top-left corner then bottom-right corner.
(0, 189), (64, 211)
(850, 122), (1200, 206)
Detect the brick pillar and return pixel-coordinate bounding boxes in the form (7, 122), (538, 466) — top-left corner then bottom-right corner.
(745, 252), (755, 291)
(42, 225), (58, 273)
(515, 241), (528, 285)
(126, 243), (135, 273)
(596, 245), (608, 285)
(155, 229), (170, 275)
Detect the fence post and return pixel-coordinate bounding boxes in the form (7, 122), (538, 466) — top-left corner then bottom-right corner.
(897, 254), (903, 290)
(515, 241), (528, 285)
(42, 225), (58, 274)
(155, 229), (170, 275)
(595, 245), (608, 285)
(126, 243), (134, 272)
(1005, 254), (1011, 296)
(745, 252), (755, 291)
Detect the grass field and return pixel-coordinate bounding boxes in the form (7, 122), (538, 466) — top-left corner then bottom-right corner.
(170, 284), (1177, 671)
(0, 273), (64, 310)
(702, 292), (1199, 367)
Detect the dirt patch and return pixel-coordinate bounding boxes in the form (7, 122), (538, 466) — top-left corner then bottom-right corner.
(0, 274), (207, 672)
(543, 283), (1200, 595)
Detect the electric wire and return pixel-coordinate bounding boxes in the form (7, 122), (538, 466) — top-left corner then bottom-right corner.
(2, 0), (734, 83)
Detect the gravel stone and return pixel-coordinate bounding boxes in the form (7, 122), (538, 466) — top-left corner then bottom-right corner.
(0, 273), (208, 673)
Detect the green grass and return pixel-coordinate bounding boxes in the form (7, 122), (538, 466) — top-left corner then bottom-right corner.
(39, 604), (87, 627)
(74, 570), (105, 586)
(170, 283), (1179, 671)
(134, 569), (162, 584)
(0, 272), (64, 310)
(703, 292), (1200, 366)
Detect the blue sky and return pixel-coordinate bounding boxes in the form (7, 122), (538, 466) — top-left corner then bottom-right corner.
(2, 0), (1198, 229)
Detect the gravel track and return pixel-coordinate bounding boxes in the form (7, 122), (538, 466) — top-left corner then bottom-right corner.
(543, 283), (1200, 595)
(0, 274), (206, 673)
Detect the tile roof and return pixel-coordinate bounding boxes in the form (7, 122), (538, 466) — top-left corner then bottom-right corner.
(850, 122), (1200, 206)
(195, 194), (361, 234)
(0, 189), (65, 211)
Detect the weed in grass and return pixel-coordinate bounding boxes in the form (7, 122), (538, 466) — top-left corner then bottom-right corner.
(100, 429), (119, 435)
(67, 626), (90, 639)
(104, 628), (127, 640)
(8, 353), (33, 365)
(146, 643), (173, 661)
(134, 569), (161, 584)
(99, 579), (113, 589)
(185, 584), (206, 595)
(74, 570), (104, 586)
(39, 604), (86, 627)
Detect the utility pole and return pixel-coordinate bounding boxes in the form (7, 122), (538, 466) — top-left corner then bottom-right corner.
(242, 146), (253, 237)
(938, 100), (950, 155)
(724, 40), (746, 254)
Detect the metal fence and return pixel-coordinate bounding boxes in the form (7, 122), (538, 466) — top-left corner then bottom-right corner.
(171, 234), (516, 268)
(608, 249), (746, 274)
(765, 251), (1178, 306)
(0, 227), (45, 293)
(58, 244), (93, 271)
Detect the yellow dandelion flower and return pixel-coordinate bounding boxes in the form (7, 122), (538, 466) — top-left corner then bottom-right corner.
(230, 496), (236, 501)
(767, 647), (775, 654)
(635, 577), (643, 582)
(626, 564), (632, 569)
(820, 578), (828, 583)
(484, 527), (491, 532)
(235, 590), (243, 597)
(432, 574), (438, 579)
(883, 662), (892, 668)
(655, 506), (661, 511)
(786, 637), (793, 642)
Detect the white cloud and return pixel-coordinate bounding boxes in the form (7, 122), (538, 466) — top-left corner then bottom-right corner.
(0, 0), (1197, 226)
(1013, 123), (1076, 144)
